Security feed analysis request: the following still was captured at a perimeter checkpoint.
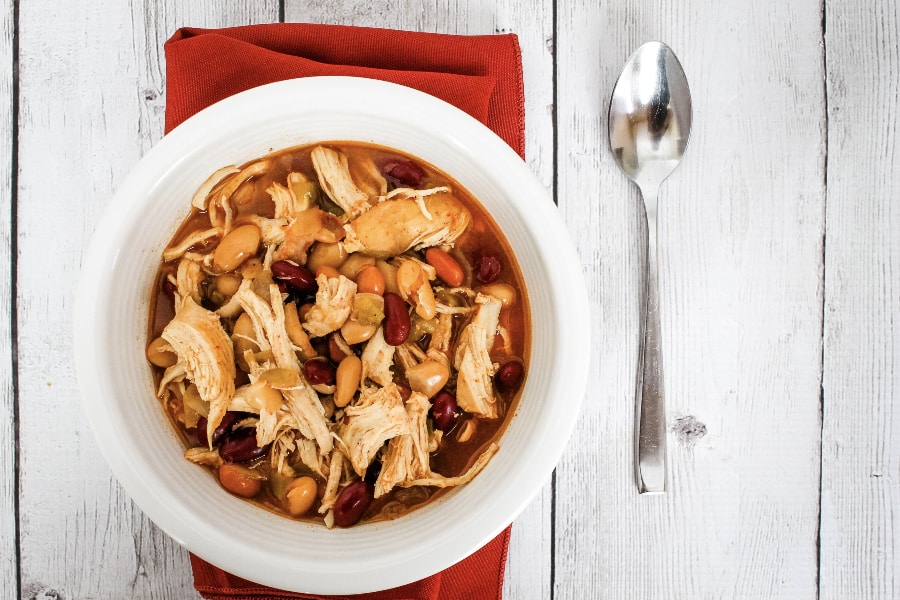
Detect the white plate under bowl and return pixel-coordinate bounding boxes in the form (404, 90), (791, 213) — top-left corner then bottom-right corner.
(74, 76), (589, 594)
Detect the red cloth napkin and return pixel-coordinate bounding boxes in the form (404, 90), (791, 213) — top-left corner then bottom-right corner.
(163, 23), (526, 600)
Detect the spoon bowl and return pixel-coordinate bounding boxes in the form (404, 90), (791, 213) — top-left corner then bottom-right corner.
(609, 41), (692, 494)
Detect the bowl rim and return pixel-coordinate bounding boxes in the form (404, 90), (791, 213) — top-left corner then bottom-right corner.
(74, 76), (590, 593)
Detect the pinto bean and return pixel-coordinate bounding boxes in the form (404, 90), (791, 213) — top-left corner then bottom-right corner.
(339, 254), (376, 280)
(306, 242), (348, 272)
(315, 265), (341, 280)
(213, 224), (260, 272)
(406, 360), (450, 399)
(383, 292), (411, 346)
(425, 247), (464, 287)
(218, 463), (262, 498)
(146, 337), (177, 368)
(335, 355), (362, 407)
(356, 265), (385, 295)
(478, 282), (517, 307)
(284, 476), (318, 517)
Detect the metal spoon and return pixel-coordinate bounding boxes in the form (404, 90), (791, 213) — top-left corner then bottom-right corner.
(608, 41), (692, 494)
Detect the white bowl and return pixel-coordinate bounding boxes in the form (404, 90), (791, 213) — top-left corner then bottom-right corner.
(74, 76), (589, 594)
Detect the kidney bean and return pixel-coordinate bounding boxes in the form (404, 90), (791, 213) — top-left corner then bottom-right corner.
(431, 391), (460, 433)
(364, 456), (382, 485)
(383, 159), (425, 188)
(303, 357), (336, 385)
(271, 260), (317, 294)
(475, 255), (502, 283)
(383, 292), (411, 346)
(162, 279), (177, 296)
(219, 427), (269, 463)
(333, 480), (374, 527)
(197, 411), (247, 447)
(495, 360), (525, 393)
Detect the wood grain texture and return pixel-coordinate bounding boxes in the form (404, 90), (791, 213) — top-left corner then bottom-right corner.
(0, 0), (15, 596)
(553, 0), (826, 597)
(820, 0), (900, 597)
(282, 3), (556, 597)
(15, 2), (275, 598)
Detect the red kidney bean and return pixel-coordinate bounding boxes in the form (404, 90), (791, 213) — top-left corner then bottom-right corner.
(383, 159), (425, 188)
(396, 384), (412, 403)
(196, 411), (247, 447)
(475, 255), (502, 283)
(219, 427), (269, 463)
(383, 292), (411, 346)
(431, 391), (460, 433)
(271, 260), (317, 294)
(495, 360), (525, 393)
(162, 279), (177, 296)
(333, 480), (374, 527)
(303, 358), (336, 385)
(364, 456), (382, 484)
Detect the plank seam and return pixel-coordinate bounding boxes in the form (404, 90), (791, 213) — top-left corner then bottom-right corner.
(10, 0), (21, 596)
(815, 0), (829, 598)
(278, 0), (285, 24)
(550, 0), (558, 598)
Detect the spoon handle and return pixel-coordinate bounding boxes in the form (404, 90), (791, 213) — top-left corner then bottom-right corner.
(637, 186), (666, 494)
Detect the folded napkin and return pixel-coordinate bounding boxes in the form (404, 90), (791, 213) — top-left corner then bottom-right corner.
(163, 23), (525, 600)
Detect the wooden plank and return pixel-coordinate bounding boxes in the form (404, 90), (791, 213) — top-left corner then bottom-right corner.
(15, 2), (276, 597)
(820, 1), (900, 597)
(0, 0), (15, 596)
(554, 0), (826, 597)
(280, 3), (556, 597)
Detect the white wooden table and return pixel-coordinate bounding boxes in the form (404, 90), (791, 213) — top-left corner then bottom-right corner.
(1, 1), (897, 598)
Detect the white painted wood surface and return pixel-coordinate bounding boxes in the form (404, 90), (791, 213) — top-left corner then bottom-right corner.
(2, 1), (897, 599)
(820, 1), (900, 598)
(0, 0), (15, 597)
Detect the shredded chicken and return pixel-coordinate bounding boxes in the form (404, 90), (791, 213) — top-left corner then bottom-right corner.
(296, 437), (327, 478)
(234, 279), (333, 453)
(319, 449), (346, 515)
(453, 294), (503, 418)
(302, 273), (357, 337)
(337, 383), (409, 476)
(342, 191), (471, 258)
(374, 392), (433, 497)
(349, 154), (388, 199)
(163, 228), (220, 262)
(376, 394), (499, 496)
(191, 166), (240, 211)
(360, 326), (395, 386)
(310, 146), (371, 218)
(151, 144), (523, 529)
(161, 297), (236, 446)
(427, 312), (454, 364)
(279, 208), (345, 265)
(247, 215), (287, 247)
(403, 443), (499, 489)
(184, 447), (224, 469)
(175, 257), (204, 305)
